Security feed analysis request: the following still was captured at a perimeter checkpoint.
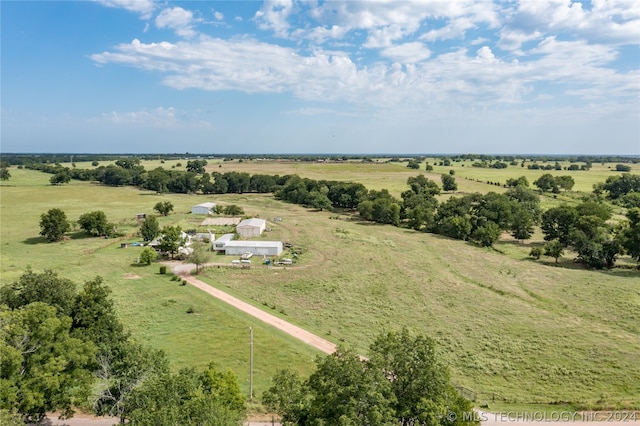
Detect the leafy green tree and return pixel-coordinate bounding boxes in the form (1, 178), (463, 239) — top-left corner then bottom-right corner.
(541, 205), (578, 246)
(187, 242), (211, 274)
(223, 204), (244, 216)
(369, 328), (476, 426)
(575, 201), (611, 222)
(159, 225), (184, 259)
(505, 176), (529, 187)
(0, 269), (76, 317)
(139, 215), (160, 242)
(262, 370), (307, 425)
(472, 222), (502, 247)
(0, 167), (11, 181)
(139, 247), (158, 265)
(441, 174), (458, 191)
(615, 164), (631, 172)
(543, 240), (564, 263)
(50, 171), (71, 185)
(307, 190), (332, 211)
(77, 211), (113, 237)
(39, 208), (71, 241)
(556, 175), (575, 191)
(154, 201), (174, 216)
(595, 174), (640, 199)
(144, 168), (170, 193)
(533, 173), (559, 193)
(114, 158), (141, 169)
(510, 209), (535, 241)
(438, 215), (473, 241)
(92, 341), (169, 420)
(123, 365), (245, 425)
(0, 303), (96, 422)
(619, 208), (640, 266)
(529, 247), (542, 259)
(186, 159), (208, 174)
(304, 347), (396, 425)
(407, 175), (440, 196)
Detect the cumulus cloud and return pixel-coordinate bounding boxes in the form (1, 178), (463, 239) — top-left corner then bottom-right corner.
(93, 0), (155, 19)
(381, 42), (431, 63)
(156, 7), (198, 38)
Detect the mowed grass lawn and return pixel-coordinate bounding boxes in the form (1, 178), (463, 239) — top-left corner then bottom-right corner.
(1, 166), (639, 409)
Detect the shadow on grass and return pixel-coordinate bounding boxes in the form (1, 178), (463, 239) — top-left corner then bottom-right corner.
(23, 236), (49, 244)
(532, 258), (640, 276)
(68, 231), (97, 240)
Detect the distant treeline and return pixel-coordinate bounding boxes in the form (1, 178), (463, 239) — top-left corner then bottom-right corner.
(23, 159), (640, 269)
(1, 153), (638, 166)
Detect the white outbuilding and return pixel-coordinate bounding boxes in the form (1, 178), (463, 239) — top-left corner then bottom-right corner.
(213, 233), (235, 251)
(236, 218), (266, 237)
(223, 241), (283, 257)
(191, 202), (217, 215)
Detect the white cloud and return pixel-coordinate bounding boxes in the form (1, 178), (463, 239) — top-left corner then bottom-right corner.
(254, 0), (295, 38)
(155, 7), (198, 38)
(214, 11), (224, 21)
(91, 107), (212, 128)
(93, 0), (155, 19)
(381, 42), (431, 63)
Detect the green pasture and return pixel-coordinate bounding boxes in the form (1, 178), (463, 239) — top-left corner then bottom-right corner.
(1, 166), (639, 410)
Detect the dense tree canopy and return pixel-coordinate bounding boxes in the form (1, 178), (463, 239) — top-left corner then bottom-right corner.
(39, 208), (71, 242)
(264, 329), (477, 426)
(77, 211), (114, 237)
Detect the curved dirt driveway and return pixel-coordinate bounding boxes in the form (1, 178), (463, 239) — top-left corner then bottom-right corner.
(166, 261), (337, 355)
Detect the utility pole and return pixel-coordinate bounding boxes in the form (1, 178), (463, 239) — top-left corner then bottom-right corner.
(249, 327), (253, 401)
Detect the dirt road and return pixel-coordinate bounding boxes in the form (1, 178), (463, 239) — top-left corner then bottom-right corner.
(166, 261), (338, 355)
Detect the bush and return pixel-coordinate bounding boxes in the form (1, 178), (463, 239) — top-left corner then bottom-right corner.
(186, 306), (194, 313)
(182, 280), (187, 286)
(159, 265), (167, 274)
(529, 247), (542, 260)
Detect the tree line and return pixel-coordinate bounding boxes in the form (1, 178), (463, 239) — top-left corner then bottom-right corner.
(28, 160), (640, 268)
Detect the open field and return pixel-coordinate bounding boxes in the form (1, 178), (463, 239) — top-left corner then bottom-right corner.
(1, 165), (639, 410)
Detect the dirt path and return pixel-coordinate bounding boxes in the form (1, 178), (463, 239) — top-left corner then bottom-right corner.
(166, 261), (337, 355)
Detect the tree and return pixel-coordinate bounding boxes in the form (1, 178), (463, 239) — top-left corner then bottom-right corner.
(541, 205), (578, 246)
(39, 208), (71, 241)
(50, 171), (71, 185)
(472, 222), (502, 247)
(369, 328), (476, 426)
(510, 209), (535, 241)
(505, 176), (529, 187)
(438, 215), (473, 241)
(70, 276), (127, 351)
(615, 164), (631, 172)
(307, 190), (332, 211)
(595, 174), (640, 199)
(222, 204), (244, 216)
(556, 175), (575, 191)
(441, 174), (458, 191)
(139, 215), (161, 242)
(264, 330), (478, 426)
(543, 240), (564, 263)
(533, 174), (559, 193)
(0, 167), (10, 181)
(158, 225), (184, 259)
(139, 247), (158, 265)
(620, 208), (640, 266)
(123, 365), (245, 425)
(0, 269), (77, 317)
(186, 159), (208, 174)
(77, 211), (113, 237)
(154, 201), (174, 216)
(187, 242), (211, 274)
(0, 303), (96, 422)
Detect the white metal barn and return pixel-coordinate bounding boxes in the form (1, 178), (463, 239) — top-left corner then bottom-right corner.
(223, 241), (283, 256)
(191, 202), (217, 215)
(236, 218), (266, 237)
(213, 233), (235, 251)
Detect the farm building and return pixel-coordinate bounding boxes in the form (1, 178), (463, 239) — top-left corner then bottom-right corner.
(191, 202), (217, 215)
(213, 233), (235, 251)
(223, 241), (283, 257)
(236, 218), (266, 237)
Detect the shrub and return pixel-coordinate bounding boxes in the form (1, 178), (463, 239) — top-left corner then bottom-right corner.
(159, 265), (167, 274)
(529, 247), (542, 260)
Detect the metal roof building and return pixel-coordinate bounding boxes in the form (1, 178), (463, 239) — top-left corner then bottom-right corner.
(236, 218), (266, 237)
(223, 241), (283, 256)
(191, 202), (217, 215)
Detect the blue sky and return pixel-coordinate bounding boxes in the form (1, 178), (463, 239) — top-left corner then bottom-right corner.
(1, 0), (639, 155)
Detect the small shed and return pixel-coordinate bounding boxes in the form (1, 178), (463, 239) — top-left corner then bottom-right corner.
(213, 233), (235, 251)
(223, 241), (283, 257)
(236, 218), (266, 237)
(191, 202), (217, 215)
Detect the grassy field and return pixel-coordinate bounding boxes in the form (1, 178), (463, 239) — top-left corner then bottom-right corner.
(1, 164), (639, 410)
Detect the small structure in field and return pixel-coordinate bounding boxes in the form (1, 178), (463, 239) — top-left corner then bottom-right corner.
(236, 218), (266, 237)
(223, 241), (283, 257)
(191, 202), (217, 215)
(213, 233), (235, 251)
